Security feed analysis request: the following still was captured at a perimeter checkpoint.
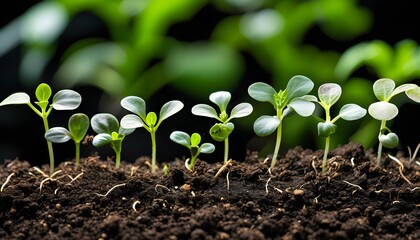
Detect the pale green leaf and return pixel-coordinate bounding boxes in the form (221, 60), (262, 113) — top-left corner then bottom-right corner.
(230, 103), (253, 119)
(91, 113), (120, 134)
(159, 100), (184, 122)
(288, 99), (315, 117)
(406, 86), (420, 103)
(373, 78), (395, 101)
(170, 131), (191, 147)
(317, 122), (337, 137)
(210, 122), (234, 141)
(253, 115), (280, 136)
(52, 89), (81, 110)
(285, 75), (314, 102)
(192, 104), (218, 119)
(0, 93), (30, 106)
(121, 96), (147, 120)
(338, 104), (367, 121)
(368, 102), (398, 121)
(92, 133), (113, 147)
(379, 132), (399, 148)
(44, 127), (71, 143)
(248, 82), (276, 107)
(68, 113), (89, 143)
(318, 83), (341, 106)
(200, 143), (215, 154)
(209, 91), (231, 112)
(120, 114), (144, 129)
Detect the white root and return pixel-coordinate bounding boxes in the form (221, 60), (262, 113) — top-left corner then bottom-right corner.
(132, 200), (141, 212)
(95, 183), (126, 197)
(350, 157), (355, 167)
(265, 176), (271, 195)
(1, 172), (15, 192)
(314, 194), (321, 204)
(226, 171), (230, 192)
(214, 159), (232, 179)
(408, 143), (420, 161)
(155, 184), (170, 193)
(342, 180), (363, 194)
(388, 154), (412, 185)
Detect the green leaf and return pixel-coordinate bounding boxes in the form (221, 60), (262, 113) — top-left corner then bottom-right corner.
(317, 122), (337, 137)
(253, 115), (280, 137)
(191, 104), (219, 119)
(159, 100), (184, 123)
(146, 112), (157, 126)
(190, 133), (201, 146)
(230, 103), (253, 119)
(373, 78), (395, 101)
(209, 91), (231, 112)
(247, 82), (276, 107)
(0, 93), (30, 106)
(44, 127), (71, 143)
(170, 131), (191, 148)
(200, 143), (215, 154)
(68, 113), (89, 143)
(35, 83), (52, 102)
(121, 96), (147, 121)
(92, 133), (113, 147)
(368, 102), (398, 121)
(318, 83), (341, 106)
(406, 86), (420, 103)
(337, 104), (367, 121)
(288, 98), (315, 117)
(118, 127), (135, 137)
(379, 132), (399, 149)
(210, 122), (234, 141)
(52, 89), (81, 110)
(91, 113), (120, 135)
(120, 114), (144, 129)
(285, 75), (314, 102)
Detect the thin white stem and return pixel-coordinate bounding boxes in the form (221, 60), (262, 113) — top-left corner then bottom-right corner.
(1, 173), (15, 192)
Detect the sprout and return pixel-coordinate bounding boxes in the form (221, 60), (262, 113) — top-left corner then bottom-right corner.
(120, 96), (184, 174)
(0, 83), (81, 175)
(315, 83), (366, 175)
(91, 113), (134, 168)
(45, 113), (90, 166)
(192, 91), (253, 163)
(248, 75), (315, 170)
(170, 131), (215, 171)
(368, 78), (420, 165)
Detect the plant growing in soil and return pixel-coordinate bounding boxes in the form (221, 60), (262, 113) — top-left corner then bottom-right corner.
(0, 83), (81, 175)
(120, 96), (184, 174)
(91, 113), (134, 168)
(170, 131), (215, 171)
(191, 91), (253, 163)
(45, 113), (90, 166)
(314, 83), (367, 175)
(368, 78), (420, 165)
(248, 75), (315, 170)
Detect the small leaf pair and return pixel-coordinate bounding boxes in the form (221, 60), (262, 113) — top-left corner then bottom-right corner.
(192, 91), (253, 163)
(0, 83), (81, 175)
(120, 96), (184, 174)
(315, 83), (366, 174)
(368, 78), (420, 164)
(45, 113), (89, 166)
(170, 131), (215, 171)
(248, 75), (315, 170)
(90, 113), (134, 168)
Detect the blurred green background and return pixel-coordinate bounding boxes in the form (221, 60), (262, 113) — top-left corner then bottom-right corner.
(0, 0), (419, 166)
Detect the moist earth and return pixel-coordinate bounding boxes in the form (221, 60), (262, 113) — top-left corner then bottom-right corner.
(0, 143), (419, 240)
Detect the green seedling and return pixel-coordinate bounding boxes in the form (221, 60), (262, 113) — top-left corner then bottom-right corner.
(368, 78), (420, 165)
(191, 91), (253, 164)
(248, 75), (316, 170)
(315, 83), (367, 175)
(170, 131), (215, 171)
(91, 113), (134, 168)
(120, 96), (184, 174)
(45, 113), (89, 166)
(0, 83), (81, 175)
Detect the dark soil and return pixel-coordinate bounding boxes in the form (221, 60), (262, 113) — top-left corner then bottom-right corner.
(0, 143), (419, 240)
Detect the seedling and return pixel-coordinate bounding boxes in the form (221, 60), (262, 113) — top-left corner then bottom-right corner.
(45, 113), (89, 166)
(192, 91), (253, 164)
(368, 78), (420, 165)
(170, 131), (215, 171)
(120, 96), (184, 174)
(91, 113), (134, 168)
(0, 83), (81, 175)
(248, 75), (315, 170)
(314, 83), (366, 175)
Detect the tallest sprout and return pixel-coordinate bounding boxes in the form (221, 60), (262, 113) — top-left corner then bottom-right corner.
(0, 83), (81, 175)
(248, 75), (316, 170)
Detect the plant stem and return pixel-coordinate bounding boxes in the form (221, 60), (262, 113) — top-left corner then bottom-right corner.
(42, 117), (54, 175)
(376, 120), (387, 166)
(271, 121), (283, 170)
(150, 131), (157, 174)
(75, 142), (80, 166)
(321, 136), (330, 175)
(115, 151), (121, 168)
(224, 137), (229, 164)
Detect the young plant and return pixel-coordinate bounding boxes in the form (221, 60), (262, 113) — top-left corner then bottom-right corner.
(191, 91), (253, 164)
(0, 83), (81, 175)
(315, 83), (367, 175)
(45, 113), (90, 166)
(170, 131), (215, 171)
(120, 96), (184, 174)
(368, 78), (420, 165)
(248, 75), (316, 170)
(91, 113), (134, 168)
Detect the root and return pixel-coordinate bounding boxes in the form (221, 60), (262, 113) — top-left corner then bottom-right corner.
(350, 157), (355, 167)
(265, 168), (272, 195)
(388, 155), (412, 185)
(214, 159), (233, 179)
(1, 172), (15, 192)
(155, 184), (170, 193)
(132, 200), (141, 212)
(342, 180), (363, 194)
(408, 143), (420, 161)
(226, 171), (230, 192)
(95, 183), (126, 197)
(311, 156), (318, 175)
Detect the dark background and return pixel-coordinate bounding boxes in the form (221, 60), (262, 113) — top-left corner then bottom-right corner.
(0, 1), (419, 167)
